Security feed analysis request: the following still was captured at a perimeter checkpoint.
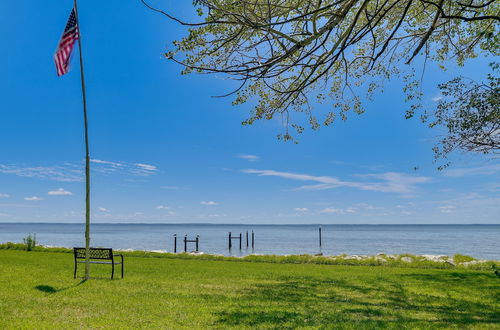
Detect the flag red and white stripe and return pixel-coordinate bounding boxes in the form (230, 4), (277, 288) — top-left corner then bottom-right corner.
(54, 8), (79, 76)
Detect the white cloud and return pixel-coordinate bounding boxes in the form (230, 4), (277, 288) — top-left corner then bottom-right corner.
(432, 94), (443, 102)
(293, 208), (309, 212)
(200, 201), (218, 206)
(0, 164), (82, 182)
(357, 203), (380, 210)
(96, 161), (158, 177)
(435, 196), (500, 218)
(156, 205), (170, 210)
(321, 207), (356, 214)
(444, 164), (500, 177)
(0, 213), (8, 217)
(0, 160), (159, 182)
(0, 193), (9, 198)
(242, 169), (430, 194)
(48, 188), (72, 196)
(24, 196), (43, 201)
(135, 163), (158, 174)
(98, 207), (110, 212)
(160, 186), (178, 190)
(238, 154), (260, 162)
(92, 160), (158, 177)
(90, 159), (124, 174)
(355, 172), (431, 194)
(321, 207), (343, 214)
(136, 163), (157, 171)
(91, 159), (123, 167)
(439, 205), (456, 213)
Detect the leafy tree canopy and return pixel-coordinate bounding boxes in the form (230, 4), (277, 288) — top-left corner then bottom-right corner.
(427, 62), (499, 169)
(143, 0), (499, 141)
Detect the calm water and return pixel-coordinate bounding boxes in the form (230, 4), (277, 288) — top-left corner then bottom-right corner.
(0, 223), (498, 260)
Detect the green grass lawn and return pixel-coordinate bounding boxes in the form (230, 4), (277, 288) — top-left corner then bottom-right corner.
(0, 250), (499, 329)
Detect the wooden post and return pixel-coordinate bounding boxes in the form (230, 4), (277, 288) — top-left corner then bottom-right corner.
(195, 235), (199, 252)
(246, 231), (249, 247)
(229, 232), (232, 249)
(252, 230), (254, 249)
(319, 226), (322, 248)
(239, 233), (242, 249)
(184, 235), (187, 252)
(173, 234), (177, 253)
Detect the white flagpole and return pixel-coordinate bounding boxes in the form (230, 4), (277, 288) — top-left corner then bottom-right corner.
(73, 0), (91, 280)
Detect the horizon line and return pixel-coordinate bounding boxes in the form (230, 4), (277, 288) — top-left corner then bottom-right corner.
(0, 222), (498, 226)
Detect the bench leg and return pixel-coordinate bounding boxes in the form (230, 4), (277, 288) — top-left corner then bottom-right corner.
(111, 262), (114, 279)
(121, 259), (124, 279)
(74, 261), (77, 279)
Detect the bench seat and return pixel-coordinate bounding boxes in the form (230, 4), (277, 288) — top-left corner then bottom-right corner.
(75, 260), (122, 265)
(73, 247), (124, 279)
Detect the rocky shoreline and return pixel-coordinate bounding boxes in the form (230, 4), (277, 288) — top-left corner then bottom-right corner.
(111, 247), (490, 267)
(1, 241), (497, 270)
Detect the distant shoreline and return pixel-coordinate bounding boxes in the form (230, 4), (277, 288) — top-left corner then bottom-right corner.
(1, 222), (499, 226)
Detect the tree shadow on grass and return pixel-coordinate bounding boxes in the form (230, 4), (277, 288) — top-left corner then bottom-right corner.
(35, 279), (87, 294)
(400, 271), (496, 285)
(214, 271), (500, 328)
(217, 311), (303, 327)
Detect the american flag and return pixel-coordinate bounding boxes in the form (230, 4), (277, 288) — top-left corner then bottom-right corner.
(54, 9), (79, 76)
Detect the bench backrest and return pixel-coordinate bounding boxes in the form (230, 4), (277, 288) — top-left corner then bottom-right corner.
(73, 247), (113, 260)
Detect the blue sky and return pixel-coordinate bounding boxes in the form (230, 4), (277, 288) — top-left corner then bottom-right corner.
(0, 1), (498, 224)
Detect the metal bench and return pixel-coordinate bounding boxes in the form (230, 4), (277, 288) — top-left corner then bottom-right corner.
(73, 247), (124, 279)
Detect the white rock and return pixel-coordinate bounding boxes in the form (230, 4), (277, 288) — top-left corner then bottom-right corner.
(149, 249), (168, 253)
(42, 245), (65, 249)
(461, 260), (487, 266)
(422, 255), (449, 262)
(344, 255), (369, 260)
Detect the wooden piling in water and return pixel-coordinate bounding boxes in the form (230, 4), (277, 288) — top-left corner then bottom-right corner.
(183, 235), (200, 252)
(319, 226), (322, 247)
